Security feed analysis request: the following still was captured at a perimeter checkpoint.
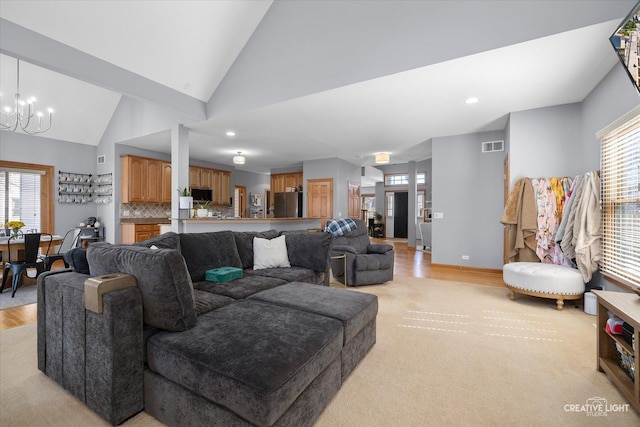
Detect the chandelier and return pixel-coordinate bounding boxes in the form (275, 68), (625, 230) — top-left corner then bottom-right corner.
(0, 59), (53, 135)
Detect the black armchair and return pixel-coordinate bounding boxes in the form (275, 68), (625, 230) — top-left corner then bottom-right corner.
(329, 219), (394, 286)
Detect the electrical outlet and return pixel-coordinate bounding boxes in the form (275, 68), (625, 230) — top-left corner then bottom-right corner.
(122, 210), (129, 217)
(462, 255), (470, 260)
(135, 210), (141, 216)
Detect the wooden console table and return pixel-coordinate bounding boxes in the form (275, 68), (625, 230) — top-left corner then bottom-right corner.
(593, 290), (640, 413)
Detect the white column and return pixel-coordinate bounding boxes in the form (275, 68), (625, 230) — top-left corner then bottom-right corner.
(171, 124), (190, 233)
(407, 161), (417, 248)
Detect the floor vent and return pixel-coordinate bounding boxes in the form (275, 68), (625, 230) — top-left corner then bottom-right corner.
(481, 140), (504, 153)
(97, 155), (106, 164)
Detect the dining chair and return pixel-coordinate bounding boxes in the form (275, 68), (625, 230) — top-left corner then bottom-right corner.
(1, 233), (46, 297)
(40, 229), (77, 271)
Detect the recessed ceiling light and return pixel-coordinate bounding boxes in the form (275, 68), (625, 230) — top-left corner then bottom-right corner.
(226, 131), (236, 137)
(465, 97), (479, 104)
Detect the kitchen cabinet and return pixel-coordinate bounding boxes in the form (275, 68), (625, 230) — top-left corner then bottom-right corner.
(121, 223), (162, 244)
(161, 161), (172, 203)
(270, 172), (302, 205)
(121, 155), (162, 203)
(216, 171), (230, 205)
(190, 166), (214, 189)
(190, 166), (229, 205)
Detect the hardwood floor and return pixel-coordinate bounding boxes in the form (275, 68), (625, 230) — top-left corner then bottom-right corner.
(0, 240), (505, 331)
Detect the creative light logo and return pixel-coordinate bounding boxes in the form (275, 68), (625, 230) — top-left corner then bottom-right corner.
(564, 396), (630, 416)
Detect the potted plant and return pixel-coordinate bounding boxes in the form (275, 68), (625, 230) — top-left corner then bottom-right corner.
(177, 188), (193, 210)
(4, 220), (25, 237)
(196, 201), (209, 218)
(374, 212), (383, 224)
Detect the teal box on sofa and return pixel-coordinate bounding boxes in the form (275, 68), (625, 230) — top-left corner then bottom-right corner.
(205, 266), (243, 282)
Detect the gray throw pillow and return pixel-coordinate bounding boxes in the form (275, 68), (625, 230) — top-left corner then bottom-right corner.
(179, 231), (243, 282)
(133, 231), (181, 251)
(87, 243), (197, 331)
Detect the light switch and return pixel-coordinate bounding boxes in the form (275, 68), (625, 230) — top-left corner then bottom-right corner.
(433, 212), (444, 219)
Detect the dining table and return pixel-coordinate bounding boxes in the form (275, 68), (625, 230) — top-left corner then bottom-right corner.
(0, 234), (62, 269)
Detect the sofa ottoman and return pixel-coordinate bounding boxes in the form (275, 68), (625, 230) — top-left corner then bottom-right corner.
(145, 299), (344, 427)
(248, 282), (378, 379)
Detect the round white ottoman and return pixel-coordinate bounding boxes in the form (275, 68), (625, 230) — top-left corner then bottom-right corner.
(502, 262), (585, 310)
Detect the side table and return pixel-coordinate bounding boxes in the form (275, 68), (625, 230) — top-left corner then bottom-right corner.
(330, 253), (347, 287)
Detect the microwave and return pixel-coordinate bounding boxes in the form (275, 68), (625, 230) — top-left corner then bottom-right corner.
(190, 188), (213, 202)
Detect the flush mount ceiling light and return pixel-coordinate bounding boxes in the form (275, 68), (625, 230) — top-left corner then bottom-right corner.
(0, 58), (54, 135)
(374, 153), (390, 164)
(232, 151), (245, 165)
(226, 130), (236, 137)
(465, 97), (479, 104)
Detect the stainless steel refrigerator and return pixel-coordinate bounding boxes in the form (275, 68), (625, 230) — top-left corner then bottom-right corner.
(274, 192), (303, 218)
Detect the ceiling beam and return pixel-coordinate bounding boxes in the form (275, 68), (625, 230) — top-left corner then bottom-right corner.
(0, 18), (206, 121)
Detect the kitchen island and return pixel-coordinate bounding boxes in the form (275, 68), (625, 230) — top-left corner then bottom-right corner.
(172, 218), (324, 233)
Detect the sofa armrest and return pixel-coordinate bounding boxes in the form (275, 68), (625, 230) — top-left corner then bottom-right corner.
(331, 244), (357, 255)
(367, 243), (394, 254)
(84, 273), (138, 313)
(38, 270), (144, 425)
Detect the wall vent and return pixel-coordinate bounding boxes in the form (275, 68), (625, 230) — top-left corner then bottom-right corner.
(97, 155), (106, 164)
(481, 140), (504, 153)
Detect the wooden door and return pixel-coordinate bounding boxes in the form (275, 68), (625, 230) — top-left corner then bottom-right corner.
(393, 192), (408, 238)
(161, 161), (172, 203)
(235, 185), (247, 217)
(307, 178), (333, 226)
(348, 181), (360, 218)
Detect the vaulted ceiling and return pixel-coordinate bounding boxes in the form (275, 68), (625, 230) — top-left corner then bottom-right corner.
(0, 1), (636, 173)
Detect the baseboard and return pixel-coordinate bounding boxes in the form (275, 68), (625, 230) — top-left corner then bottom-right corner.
(430, 263), (502, 275)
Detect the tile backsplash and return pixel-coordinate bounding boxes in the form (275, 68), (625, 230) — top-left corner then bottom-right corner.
(120, 203), (171, 218)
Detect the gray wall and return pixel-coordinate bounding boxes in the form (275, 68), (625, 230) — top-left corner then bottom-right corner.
(0, 132), (98, 237)
(303, 157), (360, 219)
(508, 103), (584, 188)
(431, 130), (505, 269)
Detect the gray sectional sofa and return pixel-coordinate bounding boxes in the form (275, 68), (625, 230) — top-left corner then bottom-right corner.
(37, 230), (378, 426)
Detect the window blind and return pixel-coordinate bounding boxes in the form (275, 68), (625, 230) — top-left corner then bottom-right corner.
(0, 170), (41, 231)
(599, 109), (640, 288)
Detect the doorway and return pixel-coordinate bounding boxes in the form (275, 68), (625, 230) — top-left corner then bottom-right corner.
(234, 186), (246, 218)
(347, 181), (360, 218)
(393, 192), (408, 238)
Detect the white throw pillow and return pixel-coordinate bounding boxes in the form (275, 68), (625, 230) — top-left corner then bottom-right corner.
(253, 235), (291, 270)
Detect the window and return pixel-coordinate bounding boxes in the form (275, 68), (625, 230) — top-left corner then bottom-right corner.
(598, 107), (640, 289)
(384, 190), (426, 218)
(0, 161), (54, 233)
(361, 195), (376, 219)
(0, 170), (41, 230)
(384, 172), (426, 186)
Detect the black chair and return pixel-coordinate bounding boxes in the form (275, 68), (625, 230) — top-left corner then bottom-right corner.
(40, 229), (77, 271)
(1, 233), (46, 297)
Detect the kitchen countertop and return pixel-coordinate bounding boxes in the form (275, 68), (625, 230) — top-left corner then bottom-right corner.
(177, 217), (320, 222)
(120, 217), (171, 225)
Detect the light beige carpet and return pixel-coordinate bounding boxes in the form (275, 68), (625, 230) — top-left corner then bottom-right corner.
(1, 276), (638, 426)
